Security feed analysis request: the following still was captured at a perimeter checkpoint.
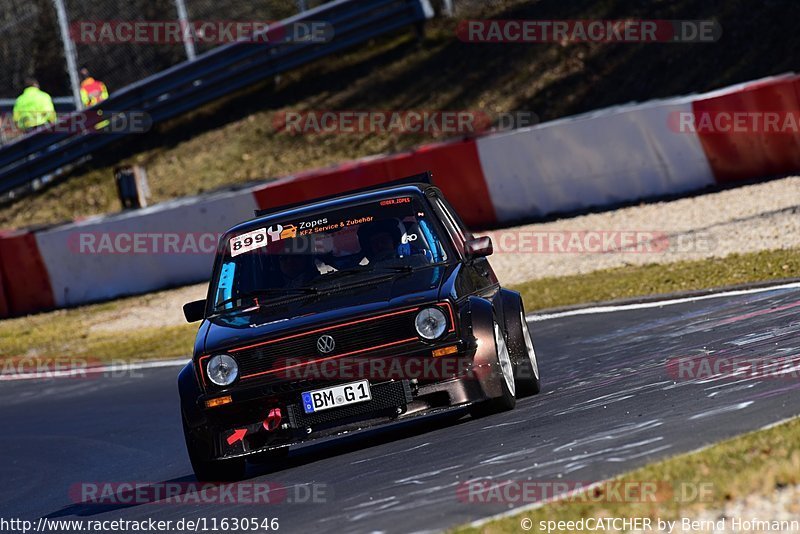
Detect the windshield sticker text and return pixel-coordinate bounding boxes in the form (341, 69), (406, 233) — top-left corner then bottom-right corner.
(230, 228), (267, 257)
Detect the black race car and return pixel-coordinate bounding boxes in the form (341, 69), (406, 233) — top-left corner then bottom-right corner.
(179, 174), (541, 481)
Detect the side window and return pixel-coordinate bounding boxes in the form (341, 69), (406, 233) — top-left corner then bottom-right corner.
(438, 196), (472, 240)
(432, 196), (465, 255)
(435, 197), (466, 241)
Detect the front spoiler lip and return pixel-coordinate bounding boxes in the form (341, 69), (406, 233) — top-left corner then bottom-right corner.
(215, 403), (471, 461)
(210, 371), (499, 462)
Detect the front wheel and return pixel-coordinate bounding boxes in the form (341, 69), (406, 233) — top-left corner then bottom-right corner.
(513, 308), (541, 397)
(470, 320), (516, 418)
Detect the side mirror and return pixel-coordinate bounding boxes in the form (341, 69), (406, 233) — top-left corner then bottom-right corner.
(465, 236), (493, 259)
(183, 299), (207, 323)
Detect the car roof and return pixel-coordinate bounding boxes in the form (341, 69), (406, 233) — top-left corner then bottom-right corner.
(225, 183), (438, 236)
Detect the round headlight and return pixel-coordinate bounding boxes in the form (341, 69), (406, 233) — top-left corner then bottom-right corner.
(206, 354), (239, 386)
(415, 307), (447, 340)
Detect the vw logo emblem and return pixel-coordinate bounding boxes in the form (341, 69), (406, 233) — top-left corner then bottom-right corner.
(317, 334), (336, 354)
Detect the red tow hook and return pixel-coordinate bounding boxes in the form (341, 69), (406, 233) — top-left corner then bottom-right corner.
(263, 408), (283, 432)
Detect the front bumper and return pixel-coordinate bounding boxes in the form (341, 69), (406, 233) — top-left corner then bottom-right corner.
(192, 357), (498, 461)
(185, 297), (507, 462)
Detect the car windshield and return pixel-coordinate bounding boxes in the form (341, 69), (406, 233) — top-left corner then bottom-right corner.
(210, 194), (450, 312)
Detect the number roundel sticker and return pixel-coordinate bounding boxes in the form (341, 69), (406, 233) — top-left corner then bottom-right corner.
(230, 224), (298, 257)
(230, 228), (268, 257)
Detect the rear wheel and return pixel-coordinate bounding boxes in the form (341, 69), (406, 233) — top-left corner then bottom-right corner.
(183, 419), (246, 482)
(470, 320), (516, 418)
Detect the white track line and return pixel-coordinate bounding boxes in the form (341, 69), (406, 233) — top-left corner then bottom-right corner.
(529, 281), (800, 321)
(0, 358), (189, 381)
(467, 414), (800, 529)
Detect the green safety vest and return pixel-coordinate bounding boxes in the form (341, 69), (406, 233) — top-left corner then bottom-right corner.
(12, 86), (57, 130)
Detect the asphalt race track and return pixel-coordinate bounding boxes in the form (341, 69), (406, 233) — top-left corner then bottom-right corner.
(2, 283), (800, 533)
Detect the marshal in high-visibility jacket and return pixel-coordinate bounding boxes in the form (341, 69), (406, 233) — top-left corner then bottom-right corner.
(12, 81), (57, 131)
(80, 76), (109, 108)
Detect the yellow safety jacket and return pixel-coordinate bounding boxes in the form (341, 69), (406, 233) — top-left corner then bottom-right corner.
(12, 86), (57, 130)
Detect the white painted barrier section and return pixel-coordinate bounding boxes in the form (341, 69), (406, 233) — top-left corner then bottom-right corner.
(476, 97), (716, 223)
(35, 188), (258, 307)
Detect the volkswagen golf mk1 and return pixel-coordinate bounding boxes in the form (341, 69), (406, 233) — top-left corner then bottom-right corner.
(179, 175), (541, 481)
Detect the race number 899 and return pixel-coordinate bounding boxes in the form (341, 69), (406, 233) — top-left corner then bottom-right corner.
(230, 228), (268, 257)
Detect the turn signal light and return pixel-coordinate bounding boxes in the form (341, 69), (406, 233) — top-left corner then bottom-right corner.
(205, 395), (233, 408)
(432, 345), (458, 358)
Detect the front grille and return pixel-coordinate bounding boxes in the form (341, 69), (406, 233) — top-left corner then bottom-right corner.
(286, 380), (413, 428)
(230, 307), (436, 385)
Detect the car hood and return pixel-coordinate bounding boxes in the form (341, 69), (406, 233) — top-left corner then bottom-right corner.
(201, 265), (453, 355)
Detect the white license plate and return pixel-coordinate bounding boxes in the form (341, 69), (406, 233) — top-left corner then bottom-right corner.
(302, 380), (372, 414)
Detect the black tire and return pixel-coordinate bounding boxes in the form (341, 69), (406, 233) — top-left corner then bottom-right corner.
(505, 300), (541, 397)
(183, 419), (246, 482)
(470, 320), (516, 418)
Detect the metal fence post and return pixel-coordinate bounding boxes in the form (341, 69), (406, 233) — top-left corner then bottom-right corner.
(174, 0), (197, 61)
(441, 0), (454, 16)
(51, 0), (83, 110)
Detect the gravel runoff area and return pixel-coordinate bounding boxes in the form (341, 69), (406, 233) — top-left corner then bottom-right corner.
(88, 176), (799, 332)
(486, 175), (800, 285)
(89, 284), (206, 333)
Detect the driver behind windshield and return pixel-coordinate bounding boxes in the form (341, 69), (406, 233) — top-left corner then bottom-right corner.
(355, 218), (430, 268)
(357, 219), (402, 264)
(277, 254), (318, 288)
(271, 237), (320, 289)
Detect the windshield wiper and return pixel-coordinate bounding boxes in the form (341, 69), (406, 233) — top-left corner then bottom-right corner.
(319, 265), (385, 282)
(322, 261), (450, 284)
(214, 287), (319, 311)
(372, 261), (450, 272)
(369, 264), (414, 273)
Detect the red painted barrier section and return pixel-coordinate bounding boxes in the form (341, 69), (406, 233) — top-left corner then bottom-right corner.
(692, 75), (800, 183)
(0, 230), (55, 317)
(252, 138), (497, 227)
(0, 260), (7, 318)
